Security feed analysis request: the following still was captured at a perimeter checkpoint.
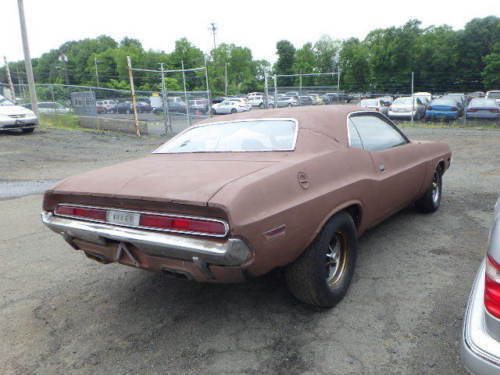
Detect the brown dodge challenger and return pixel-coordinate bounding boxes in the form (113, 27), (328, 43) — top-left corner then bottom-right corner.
(42, 106), (451, 307)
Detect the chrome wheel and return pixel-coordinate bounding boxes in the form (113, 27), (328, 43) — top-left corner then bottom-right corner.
(325, 231), (349, 287)
(431, 171), (441, 204)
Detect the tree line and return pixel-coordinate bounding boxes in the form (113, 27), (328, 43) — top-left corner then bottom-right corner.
(2, 16), (499, 96)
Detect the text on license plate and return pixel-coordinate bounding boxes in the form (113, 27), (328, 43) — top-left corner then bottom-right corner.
(106, 210), (140, 226)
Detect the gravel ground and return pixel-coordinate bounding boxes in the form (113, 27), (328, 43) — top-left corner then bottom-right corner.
(0, 125), (499, 375)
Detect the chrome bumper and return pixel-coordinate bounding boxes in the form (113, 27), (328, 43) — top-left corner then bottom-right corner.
(461, 260), (500, 374)
(41, 211), (251, 266)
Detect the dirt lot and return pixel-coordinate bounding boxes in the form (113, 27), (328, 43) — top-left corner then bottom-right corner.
(1, 125), (499, 375)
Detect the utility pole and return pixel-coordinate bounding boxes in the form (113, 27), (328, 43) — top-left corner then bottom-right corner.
(273, 75), (278, 109)
(17, 0), (38, 116)
(3, 57), (16, 103)
(126, 56), (141, 137)
(209, 22), (217, 50)
(159, 62), (171, 134)
(94, 56), (100, 87)
(411, 71), (415, 125)
(59, 54), (69, 85)
(204, 56), (212, 117)
(224, 62), (228, 96)
(181, 60), (191, 126)
(264, 72), (269, 108)
(337, 68), (341, 92)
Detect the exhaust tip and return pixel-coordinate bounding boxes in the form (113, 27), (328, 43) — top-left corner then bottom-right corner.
(84, 251), (111, 264)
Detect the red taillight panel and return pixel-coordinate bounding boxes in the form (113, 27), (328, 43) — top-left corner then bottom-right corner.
(451, 106), (458, 111)
(467, 108), (478, 112)
(489, 108), (499, 113)
(427, 106), (433, 110)
(485, 255), (500, 318)
(54, 205), (227, 237)
(139, 214), (226, 236)
(54, 205), (106, 221)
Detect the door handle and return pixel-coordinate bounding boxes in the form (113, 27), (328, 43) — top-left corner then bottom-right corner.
(379, 164), (385, 172)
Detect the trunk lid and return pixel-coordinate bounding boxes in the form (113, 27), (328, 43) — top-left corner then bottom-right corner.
(51, 155), (276, 206)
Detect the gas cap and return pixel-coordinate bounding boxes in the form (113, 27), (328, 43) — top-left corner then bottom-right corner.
(297, 172), (309, 189)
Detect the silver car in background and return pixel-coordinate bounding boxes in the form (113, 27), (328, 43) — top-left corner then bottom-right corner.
(461, 197), (500, 374)
(466, 98), (500, 121)
(388, 96), (426, 120)
(358, 98), (389, 115)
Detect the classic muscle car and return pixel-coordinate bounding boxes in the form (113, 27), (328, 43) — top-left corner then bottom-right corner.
(41, 106), (451, 307)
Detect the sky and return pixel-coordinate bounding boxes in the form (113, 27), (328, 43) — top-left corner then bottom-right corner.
(2, 0), (499, 68)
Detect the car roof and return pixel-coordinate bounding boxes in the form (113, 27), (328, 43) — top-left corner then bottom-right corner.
(196, 105), (365, 146)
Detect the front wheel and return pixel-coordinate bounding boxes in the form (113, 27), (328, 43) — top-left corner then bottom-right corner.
(22, 127), (34, 133)
(415, 167), (442, 213)
(230, 108), (237, 114)
(285, 211), (358, 307)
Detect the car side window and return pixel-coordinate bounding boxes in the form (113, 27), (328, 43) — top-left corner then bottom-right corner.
(349, 115), (408, 151)
(348, 120), (363, 149)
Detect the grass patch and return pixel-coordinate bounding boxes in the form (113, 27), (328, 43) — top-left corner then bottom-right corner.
(398, 119), (499, 130)
(39, 113), (83, 131)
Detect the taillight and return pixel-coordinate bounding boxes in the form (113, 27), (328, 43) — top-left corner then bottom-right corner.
(54, 205), (106, 221)
(451, 106), (458, 111)
(139, 214), (226, 236)
(485, 255), (500, 318)
(467, 108), (478, 112)
(427, 106), (433, 110)
(54, 205), (227, 236)
(489, 108), (499, 113)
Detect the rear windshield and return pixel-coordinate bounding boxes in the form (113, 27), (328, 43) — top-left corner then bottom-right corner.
(360, 99), (379, 106)
(154, 119), (297, 153)
(488, 92), (500, 99)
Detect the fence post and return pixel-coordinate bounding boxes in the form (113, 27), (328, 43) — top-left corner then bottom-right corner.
(181, 61), (191, 127)
(273, 75), (278, 109)
(299, 73), (303, 105)
(160, 63), (171, 134)
(204, 57), (212, 117)
(126, 56), (141, 137)
(50, 85), (56, 112)
(411, 71), (414, 125)
(264, 73), (269, 109)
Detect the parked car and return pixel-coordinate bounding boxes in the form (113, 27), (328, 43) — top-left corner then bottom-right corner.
(41, 106), (451, 307)
(445, 93), (467, 110)
(0, 95), (37, 133)
(136, 100), (152, 113)
(425, 98), (461, 121)
(189, 99), (209, 114)
(414, 92), (432, 105)
(96, 99), (118, 113)
(461, 197), (500, 374)
(248, 95), (266, 108)
(212, 99), (250, 114)
(270, 96), (298, 108)
(388, 97), (426, 120)
(33, 102), (71, 114)
(307, 94), (324, 105)
(486, 90), (500, 105)
(116, 101), (132, 114)
(466, 98), (500, 120)
(298, 96), (314, 106)
(322, 93), (350, 104)
(96, 102), (108, 114)
(358, 98), (389, 115)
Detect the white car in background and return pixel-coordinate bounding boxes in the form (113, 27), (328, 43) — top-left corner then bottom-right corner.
(248, 95), (266, 108)
(358, 98), (389, 115)
(0, 95), (38, 133)
(486, 90), (500, 105)
(414, 92), (432, 105)
(388, 97), (426, 120)
(212, 99), (251, 114)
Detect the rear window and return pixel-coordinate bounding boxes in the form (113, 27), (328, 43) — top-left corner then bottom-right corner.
(154, 119), (298, 153)
(487, 92), (500, 99)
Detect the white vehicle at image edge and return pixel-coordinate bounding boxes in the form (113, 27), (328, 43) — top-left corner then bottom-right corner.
(211, 99), (251, 114)
(461, 197), (500, 375)
(0, 95), (38, 133)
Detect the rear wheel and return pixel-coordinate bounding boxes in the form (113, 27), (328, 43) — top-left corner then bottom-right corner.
(285, 211), (358, 307)
(230, 108), (237, 114)
(21, 127), (34, 133)
(415, 166), (443, 213)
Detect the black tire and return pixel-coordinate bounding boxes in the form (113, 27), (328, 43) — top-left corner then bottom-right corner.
(259, 103), (263, 108)
(231, 108), (237, 114)
(288, 103), (293, 107)
(21, 127), (34, 133)
(285, 211), (358, 307)
(415, 166), (443, 213)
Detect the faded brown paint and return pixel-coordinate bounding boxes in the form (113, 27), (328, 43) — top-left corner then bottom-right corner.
(43, 105), (452, 281)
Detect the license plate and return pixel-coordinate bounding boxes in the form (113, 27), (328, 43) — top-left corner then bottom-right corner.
(106, 210), (140, 226)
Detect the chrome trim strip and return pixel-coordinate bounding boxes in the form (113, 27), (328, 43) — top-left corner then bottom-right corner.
(153, 118), (299, 153)
(54, 203), (229, 238)
(41, 211), (251, 266)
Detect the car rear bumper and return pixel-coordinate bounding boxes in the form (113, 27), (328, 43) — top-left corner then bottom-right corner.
(426, 111), (459, 119)
(461, 260), (500, 374)
(466, 112), (499, 120)
(41, 211), (252, 282)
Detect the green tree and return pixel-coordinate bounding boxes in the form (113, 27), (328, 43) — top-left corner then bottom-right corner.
(482, 42), (500, 88)
(293, 43), (316, 85)
(275, 40), (295, 86)
(339, 38), (370, 91)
